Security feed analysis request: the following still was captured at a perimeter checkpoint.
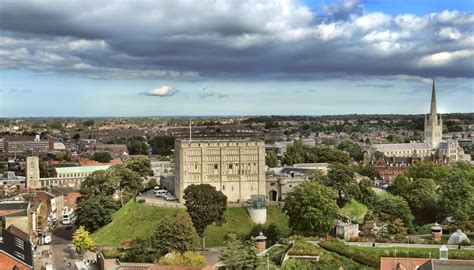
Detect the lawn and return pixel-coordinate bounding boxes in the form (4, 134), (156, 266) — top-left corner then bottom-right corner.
(93, 201), (290, 248)
(281, 240), (375, 269)
(319, 240), (474, 268)
(92, 201), (182, 247)
(340, 199), (368, 224)
(204, 205), (290, 247)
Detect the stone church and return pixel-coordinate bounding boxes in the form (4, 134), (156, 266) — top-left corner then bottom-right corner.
(372, 80), (470, 173)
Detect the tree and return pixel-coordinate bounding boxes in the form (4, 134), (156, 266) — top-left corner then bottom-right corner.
(122, 238), (157, 263)
(307, 169), (329, 183)
(406, 161), (448, 184)
(75, 195), (119, 232)
(158, 251), (207, 267)
(355, 178), (377, 208)
(405, 178), (439, 225)
(219, 233), (258, 269)
(326, 163), (357, 206)
(90, 152), (113, 163)
(183, 184), (227, 249)
(125, 156), (153, 177)
(373, 193), (413, 230)
(149, 136), (175, 156)
(337, 139), (363, 161)
(151, 212), (199, 255)
(282, 140), (306, 166)
(79, 170), (119, 199)
(440, 162), (474, 228)
(265, 151), (279, 168)
(108, 165), (143, 205)
(355, 164), (381, 180)
(284, 182), (340, 236)
(127, 140), (149, 155)
(387, 174), (411, 197)
(72, 226), (96, 256)
(388, 218), (408, 241)
(72, 133), (80, 140)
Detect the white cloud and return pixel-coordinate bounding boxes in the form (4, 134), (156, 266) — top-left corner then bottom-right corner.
(141, 86), (178, 97)
(418, 50), (474, 67)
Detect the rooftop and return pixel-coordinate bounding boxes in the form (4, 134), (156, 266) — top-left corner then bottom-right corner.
(55, 165), (110, 174)
(374, 142), (432, 151)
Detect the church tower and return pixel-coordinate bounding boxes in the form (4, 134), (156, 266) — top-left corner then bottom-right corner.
(26, 156), (41, 189)
(424, 80), (443, 148)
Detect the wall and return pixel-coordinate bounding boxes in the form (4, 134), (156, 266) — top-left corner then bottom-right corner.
(0, 252), (31, 270)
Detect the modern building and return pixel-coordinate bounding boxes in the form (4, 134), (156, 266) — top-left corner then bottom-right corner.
(5, 139), (52, 155)
(0, 226), (33, 270)
(372, 80), (470, 168)
(174, 139), (266, 203)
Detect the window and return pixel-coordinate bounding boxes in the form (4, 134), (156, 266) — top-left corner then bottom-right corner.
(214, 164), (218, 169)
(14, 237), (24, 250)
(229, 164), (233, 169)
(222, 185), (225, 190)
(270, 183), (276, 186)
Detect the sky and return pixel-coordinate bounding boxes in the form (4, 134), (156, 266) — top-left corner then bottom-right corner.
(0, 0), (473, 117)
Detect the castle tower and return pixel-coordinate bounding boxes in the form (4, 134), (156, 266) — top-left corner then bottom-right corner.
(424, 80), (443, 148)
(26, 156), (41, 189)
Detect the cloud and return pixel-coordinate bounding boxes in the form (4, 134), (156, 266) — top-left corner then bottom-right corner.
(140, 86), (178, 97)
(356, 84), (394, 88)
(0, 0), (472, 80)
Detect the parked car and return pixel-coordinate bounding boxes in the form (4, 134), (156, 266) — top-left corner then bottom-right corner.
(44, 263), (54, 270)
(154, 186), (160, 191)
(43, 235), (52, 245)
(165, 194), (178, 201)
(154, 190), (168, 197)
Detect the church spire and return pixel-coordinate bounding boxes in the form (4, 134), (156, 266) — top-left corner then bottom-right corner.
(431, 79), (437, 116)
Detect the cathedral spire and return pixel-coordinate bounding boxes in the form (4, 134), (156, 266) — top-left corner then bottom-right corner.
(431, 79), (437, 116)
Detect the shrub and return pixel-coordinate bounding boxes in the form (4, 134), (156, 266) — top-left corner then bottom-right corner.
(287, 240), (319, 256)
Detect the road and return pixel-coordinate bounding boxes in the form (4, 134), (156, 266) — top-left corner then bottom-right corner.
(52, 224), (77, 269)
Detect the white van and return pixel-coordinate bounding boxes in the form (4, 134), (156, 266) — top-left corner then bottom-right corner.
(154, 190), (168, 197)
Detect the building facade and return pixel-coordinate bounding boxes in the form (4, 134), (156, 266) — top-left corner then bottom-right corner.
(174, 139), (266, 203)
(373, 80), (470, 163)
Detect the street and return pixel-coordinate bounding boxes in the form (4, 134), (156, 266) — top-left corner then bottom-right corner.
(52, 224), (77, 269)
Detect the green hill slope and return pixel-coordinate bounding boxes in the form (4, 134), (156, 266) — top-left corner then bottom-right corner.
(92, 201), (289, 248)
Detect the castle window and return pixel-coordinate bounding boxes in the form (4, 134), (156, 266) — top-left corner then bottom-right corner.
(222, 185), (225, 190)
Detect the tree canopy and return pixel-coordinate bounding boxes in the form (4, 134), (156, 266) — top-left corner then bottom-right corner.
(80, 170), (119, 199)
(73, 226), (96, 256)
(219, 233), (258, 269)
(125, 156), (153, 177)
(326, 163), (358, 206)
(90, 152), (113, 163)
(284, 182), (340, 236)
(183, 184), (227, 248)
(75, 195), (119, 232)
(149, 136), (175, 156)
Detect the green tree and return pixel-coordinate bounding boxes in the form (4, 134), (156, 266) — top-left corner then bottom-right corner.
(406, 161), (449, 184)
(72, 226), (96, 256)
(183, 184), (227, 249)
(149, 136), (175, 156)
(387, 174), (411, 197)
(355, 164), (381, 180)
(326, 163), (357, 206)
(219, 233), (258, 269)
(337, 139), (363, 161)
(79, 170), (119, 199)
(355, 178), (377, 208)
(108, 165), (143, 205)
(406, 178), (439, 225)
(151, 212), (199, 255)
(158, 251), (207, 267)
(282, 140), (306, 166)
(122, 238), (157, 263)
(128, 140), (149, 155)
(72, 133), (80, 140)
(284, 182), (340, 236)
(265, 151), (279, 168)
(75, 195), (119, 232)
(90, 152), (113, 163)
(373, 193), (413, 230)
(440, 162), (474, 228)
(125, 156), (153, 177)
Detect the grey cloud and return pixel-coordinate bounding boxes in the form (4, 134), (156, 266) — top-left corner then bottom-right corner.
(0, 1), (472, 80)
(356, 84), (394, 88)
